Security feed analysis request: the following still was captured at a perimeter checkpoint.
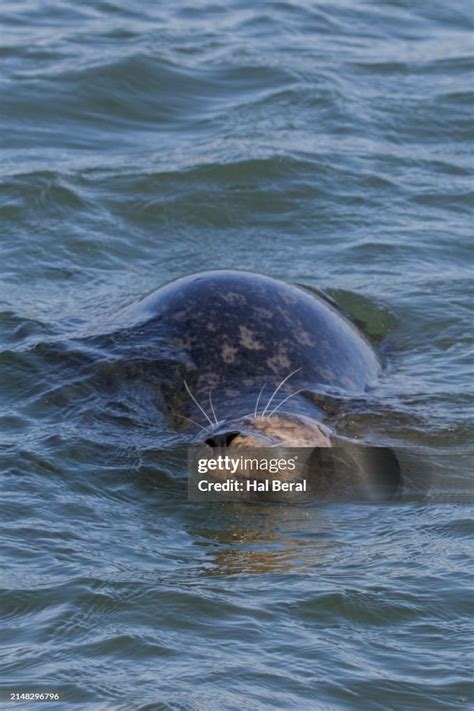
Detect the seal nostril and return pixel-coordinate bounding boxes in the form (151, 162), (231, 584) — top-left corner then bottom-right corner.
(205, 432), (240, 448)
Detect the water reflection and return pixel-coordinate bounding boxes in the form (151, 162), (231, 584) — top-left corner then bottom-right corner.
(189, 503), (343, 575)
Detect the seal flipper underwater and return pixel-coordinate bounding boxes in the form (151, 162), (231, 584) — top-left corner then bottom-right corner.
(116, 270), (402, 501)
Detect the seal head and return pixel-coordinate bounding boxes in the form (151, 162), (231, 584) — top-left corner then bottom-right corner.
(123, 269), (380, 450)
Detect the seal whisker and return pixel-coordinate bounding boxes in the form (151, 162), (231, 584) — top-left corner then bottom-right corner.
(267, 389), (306, 418)
(174, 413), (207, 431)
(183, 380), (214, 427)
(261, 368), (302, 417)
(208, 389), (219, 426)
(254, 381), (268, 418)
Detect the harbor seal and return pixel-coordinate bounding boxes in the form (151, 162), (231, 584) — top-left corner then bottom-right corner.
(121, 270), (400, 500)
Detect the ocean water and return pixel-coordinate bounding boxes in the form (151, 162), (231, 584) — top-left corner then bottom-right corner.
(0, 1), (473, 709)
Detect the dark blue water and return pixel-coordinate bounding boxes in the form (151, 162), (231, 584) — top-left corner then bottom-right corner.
(1, 1), (473, 709)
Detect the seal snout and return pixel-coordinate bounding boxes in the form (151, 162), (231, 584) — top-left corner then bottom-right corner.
(197, 413), (333, 450)
(205, 431), (240, 449)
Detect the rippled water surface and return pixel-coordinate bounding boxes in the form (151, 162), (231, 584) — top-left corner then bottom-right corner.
(1, 1), (473, 709)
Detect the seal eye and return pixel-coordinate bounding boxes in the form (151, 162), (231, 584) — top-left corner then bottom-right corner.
(205, 432), (240, 448)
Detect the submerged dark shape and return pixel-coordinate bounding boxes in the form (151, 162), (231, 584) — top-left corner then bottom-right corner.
(120, 270), (400, 500)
